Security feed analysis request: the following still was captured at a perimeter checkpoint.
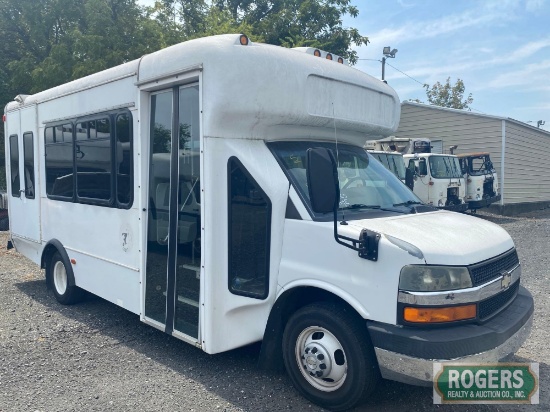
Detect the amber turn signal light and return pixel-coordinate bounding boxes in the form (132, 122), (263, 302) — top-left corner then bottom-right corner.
(404, 304), (476, 323)
(239, 35), (249, 45)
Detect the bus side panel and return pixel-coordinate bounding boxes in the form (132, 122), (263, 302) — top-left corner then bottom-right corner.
(201, 137), (288, 354)
(66, 250), (140, 314)
(35, 77), (141, 313)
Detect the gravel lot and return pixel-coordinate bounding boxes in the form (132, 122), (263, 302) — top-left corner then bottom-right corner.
(0, 210), (548, 411)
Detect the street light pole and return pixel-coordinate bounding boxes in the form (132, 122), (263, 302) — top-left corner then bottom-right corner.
(381, 46), (398, 82)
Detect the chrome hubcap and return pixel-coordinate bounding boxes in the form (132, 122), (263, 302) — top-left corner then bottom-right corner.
(295, 326), (347, 392)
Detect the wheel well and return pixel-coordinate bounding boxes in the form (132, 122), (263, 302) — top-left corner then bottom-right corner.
(258, 286), (364, 372)
(41, 240), (74, 287)
(41, 244), (58, 271)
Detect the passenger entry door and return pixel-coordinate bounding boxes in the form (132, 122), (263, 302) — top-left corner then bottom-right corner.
(145, 84), (202, 342)
(6, 106), (41, 244)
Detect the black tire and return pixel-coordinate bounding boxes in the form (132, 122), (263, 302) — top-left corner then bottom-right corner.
(283, 303), (379, 411)
(47, 252), (85, 305)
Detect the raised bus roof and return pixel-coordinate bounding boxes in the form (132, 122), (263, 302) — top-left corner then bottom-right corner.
(5, 34), (401, 146)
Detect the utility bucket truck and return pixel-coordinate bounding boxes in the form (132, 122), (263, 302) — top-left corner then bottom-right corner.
(4, 34), (532, 411)
(457, 152), (501, 211)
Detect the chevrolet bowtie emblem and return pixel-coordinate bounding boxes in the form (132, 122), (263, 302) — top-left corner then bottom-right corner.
(501, 271), (512, 289)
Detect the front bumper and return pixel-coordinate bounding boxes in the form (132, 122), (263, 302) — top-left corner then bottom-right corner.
(468, 194), (501, 210)
(367, 286), (534, 386)
(439, 202), (469, 212)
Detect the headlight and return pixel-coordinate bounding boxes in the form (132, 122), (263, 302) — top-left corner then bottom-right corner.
(399, 265), (472, 292)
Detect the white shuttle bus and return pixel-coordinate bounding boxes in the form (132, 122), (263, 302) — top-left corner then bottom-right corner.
(3, 35), (533, 411)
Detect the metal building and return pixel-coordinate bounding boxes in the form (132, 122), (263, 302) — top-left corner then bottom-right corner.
(394, 101), (550, 215)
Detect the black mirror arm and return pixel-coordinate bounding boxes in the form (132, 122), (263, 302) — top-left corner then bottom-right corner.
(332, 209), (380, 261)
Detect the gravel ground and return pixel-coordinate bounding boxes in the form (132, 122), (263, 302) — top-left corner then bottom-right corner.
(0, 209), (548, 412)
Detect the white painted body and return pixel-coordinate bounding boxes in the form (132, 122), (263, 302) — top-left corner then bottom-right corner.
(466, 174), (499, 201)
(404, 153), (467, 208)
(3, 35), (515, 362)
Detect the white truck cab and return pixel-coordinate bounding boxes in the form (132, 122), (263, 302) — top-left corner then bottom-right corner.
(457, 152), (501, 211)
(404, 152), (468, 212)
(4, 34), (533, 411)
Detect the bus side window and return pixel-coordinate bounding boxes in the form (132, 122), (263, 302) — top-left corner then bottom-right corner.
(9, 135), (20, 197)
(23, 132), (35, 199)
(228, 157), (271, 300)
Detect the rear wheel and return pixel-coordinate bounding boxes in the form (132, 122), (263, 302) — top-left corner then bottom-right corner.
(283, 303), (379, 411)
(48, 252), (84, 305)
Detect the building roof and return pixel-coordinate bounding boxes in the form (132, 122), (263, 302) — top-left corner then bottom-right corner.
(402, 101), (550, 137)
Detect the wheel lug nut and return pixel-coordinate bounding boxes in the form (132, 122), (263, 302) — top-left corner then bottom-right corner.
(317, 354), (324, 360)
(319, 363), (326, 370)
(311, 347), (318, 354)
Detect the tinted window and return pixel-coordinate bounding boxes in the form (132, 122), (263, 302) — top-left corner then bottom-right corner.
(76, 117), (112, 202)
(45, 125), (74, 198)
(228, 157), (271, 299)
(116, 114), (132, 205)
(9, 135), (20, 197)
(44, 111), (133, 207)
(23, 132), (35, 199)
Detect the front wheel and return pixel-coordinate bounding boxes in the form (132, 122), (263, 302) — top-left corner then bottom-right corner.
(47, 252), (84, 305)
(283, 303), (379, 411)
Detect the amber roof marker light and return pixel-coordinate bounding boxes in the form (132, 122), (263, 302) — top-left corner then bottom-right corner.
(326, 53), (333, 60)
(313, 49), (321, 57)
(239, 34), (249, 46)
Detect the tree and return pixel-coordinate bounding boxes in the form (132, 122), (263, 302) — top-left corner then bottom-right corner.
(419, 77), (473, 110)
(212, 0), (369, 63)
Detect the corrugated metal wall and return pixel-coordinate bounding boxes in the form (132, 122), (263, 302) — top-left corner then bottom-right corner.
(395, 102), (550, 206)
(504, 122), (550, 204)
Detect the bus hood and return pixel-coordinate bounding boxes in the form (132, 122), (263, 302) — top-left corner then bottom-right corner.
(347, 211), (514, 265)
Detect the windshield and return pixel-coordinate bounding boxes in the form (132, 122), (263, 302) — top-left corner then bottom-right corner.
(371, 153), (406, 180)
(428, 155), (463, 179)
(269, 141), (422, 218)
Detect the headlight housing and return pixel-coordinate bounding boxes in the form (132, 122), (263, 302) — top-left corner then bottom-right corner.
(399, 265), (472, 292)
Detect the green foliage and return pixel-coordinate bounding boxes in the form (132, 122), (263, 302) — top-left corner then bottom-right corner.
(0, 0), (368, 113)
(213, 0), (369, 63)
(418, 77), (474, 110)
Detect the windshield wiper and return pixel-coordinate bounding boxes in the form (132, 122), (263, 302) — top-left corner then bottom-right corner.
(393, 200), (424, 207)
(340, 204), (381, 210)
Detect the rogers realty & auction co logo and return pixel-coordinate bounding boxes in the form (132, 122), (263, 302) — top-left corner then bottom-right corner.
(433, 363), (539, 404)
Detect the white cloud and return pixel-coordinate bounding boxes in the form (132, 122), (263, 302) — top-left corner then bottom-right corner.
(487, 59), (550, 88)
(389, 38), (550, 87)
(366, 3), (518, 48)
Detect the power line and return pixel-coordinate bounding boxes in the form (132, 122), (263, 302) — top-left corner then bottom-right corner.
(385, 62), (425, 86)
(358, 58), (425, 87)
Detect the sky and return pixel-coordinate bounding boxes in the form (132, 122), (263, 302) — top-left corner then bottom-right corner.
(349, 0), (550, 131)
(137, 0), (550, 131)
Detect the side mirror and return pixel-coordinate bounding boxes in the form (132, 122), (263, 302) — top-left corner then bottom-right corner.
(306, 147), (340, 214)
(418, 159), (428, 176)
(405, 167), (415, 190)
